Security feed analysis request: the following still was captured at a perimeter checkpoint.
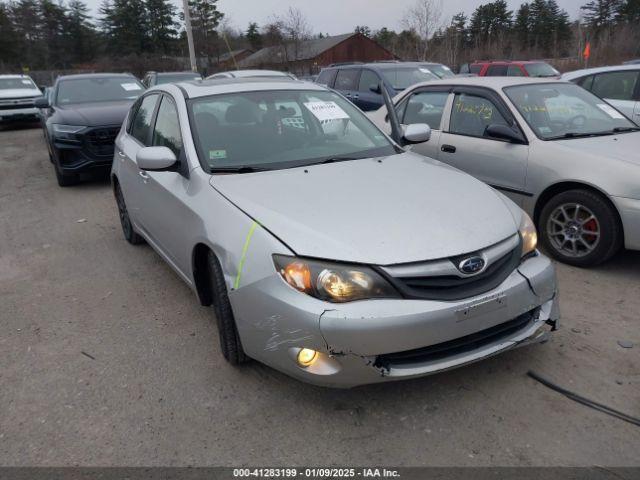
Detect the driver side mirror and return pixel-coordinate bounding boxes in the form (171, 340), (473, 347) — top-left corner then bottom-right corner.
(369, 83), (382, 94)
(34, 97), (49, 108)
(403, 123), (431, 144)
(485, 124), (525, 144)
(136, 146), (177, 171)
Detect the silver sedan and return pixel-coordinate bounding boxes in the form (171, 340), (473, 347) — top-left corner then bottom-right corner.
(369, 77), (640, 267)
(111, 78), (558, 387)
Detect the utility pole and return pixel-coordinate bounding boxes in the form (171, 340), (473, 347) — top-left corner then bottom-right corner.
(182, 0), (197, 72)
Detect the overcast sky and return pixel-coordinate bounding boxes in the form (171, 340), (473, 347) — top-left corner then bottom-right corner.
(84, 0), (586, 35)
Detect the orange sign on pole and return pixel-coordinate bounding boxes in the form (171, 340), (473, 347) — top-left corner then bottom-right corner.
(583, 42), (591, 60)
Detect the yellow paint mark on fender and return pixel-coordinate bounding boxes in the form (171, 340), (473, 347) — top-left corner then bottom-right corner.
(234, 221), (259, 290)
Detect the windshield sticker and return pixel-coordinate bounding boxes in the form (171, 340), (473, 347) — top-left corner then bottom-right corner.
(209, 149), (227, 160)
(538, 126), (552, 134)
(121, 83), (142, 91)
(596, 103), (625, 119)
(304, 101), (349, 122)
(21, 79), (32, 85)
(419, 68), (432, 74)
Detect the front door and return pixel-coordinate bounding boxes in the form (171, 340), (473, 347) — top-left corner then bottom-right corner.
(437, 89), (530, 205)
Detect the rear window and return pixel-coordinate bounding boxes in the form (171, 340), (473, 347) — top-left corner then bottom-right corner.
(524, 63), (559, 77)
(380, 67), (438, 90)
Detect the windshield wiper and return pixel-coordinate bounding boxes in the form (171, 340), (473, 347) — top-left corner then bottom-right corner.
(548, 131), (616, 140)
(612, 126), (640, 133)
(311, 155), (364, 166)
(210, 165), (269, 174)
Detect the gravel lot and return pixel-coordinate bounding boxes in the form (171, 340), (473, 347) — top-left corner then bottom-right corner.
(1, 124), (638, 466)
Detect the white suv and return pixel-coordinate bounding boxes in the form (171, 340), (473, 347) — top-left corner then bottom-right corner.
(0, 74), (42, 124)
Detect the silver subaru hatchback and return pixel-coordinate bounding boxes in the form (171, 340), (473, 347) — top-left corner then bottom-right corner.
(111, 78), (558, 388)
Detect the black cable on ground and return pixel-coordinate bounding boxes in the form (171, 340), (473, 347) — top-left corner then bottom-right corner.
(527, 370), (640, 427)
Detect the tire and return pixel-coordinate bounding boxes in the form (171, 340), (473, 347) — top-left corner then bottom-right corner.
(114, 183), (144, 245)
(538, 189), (622, 267)
(54, 162), (78, 187)
(207, 250), (248, 365)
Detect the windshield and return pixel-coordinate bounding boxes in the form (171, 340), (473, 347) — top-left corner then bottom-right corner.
(505, 83), (636, 140)
(524, 63), (559, 77)
(0, 77), (37, 90)
(189, 89), (396, 171)
(56, 77), (144, 105)
(422, 64), (455, 78)
(381, 68), (438, 90)
(156, 73), (202, 85)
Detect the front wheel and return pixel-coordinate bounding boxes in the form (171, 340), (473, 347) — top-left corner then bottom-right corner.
(207, 251), (248, 365)
(114, 183), (144, 245)
(538, 189), (622, 267)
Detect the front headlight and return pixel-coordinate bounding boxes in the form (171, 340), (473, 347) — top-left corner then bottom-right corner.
(273, 255), (400, 303)
(519, 212), (538, 257)
(52, 124), (86, 139)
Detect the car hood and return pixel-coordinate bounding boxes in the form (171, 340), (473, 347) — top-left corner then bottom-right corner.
(53, 100), (134, 127)
(209, 152), (519, 265)
(551, 131), (640, 166)
(0, 88), (42, 99)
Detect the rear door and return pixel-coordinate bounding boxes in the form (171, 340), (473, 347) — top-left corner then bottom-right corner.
(355, 69), (383, 111)
(590, 70), (640, 120)
(397, 86), (451, 159)
(117, 92), (160, 229)
(437, 87), (530, 206)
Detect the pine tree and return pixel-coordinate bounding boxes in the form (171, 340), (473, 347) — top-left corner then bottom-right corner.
(100, 0), (149, 55)
(146, 0), (177, 54)
(65, 0), (95, 64)
(246, 22), (261, 50)
(615, 0), (640, 22)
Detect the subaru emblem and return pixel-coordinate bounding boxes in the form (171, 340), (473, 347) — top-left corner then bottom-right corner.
(458, 256), (485, 275)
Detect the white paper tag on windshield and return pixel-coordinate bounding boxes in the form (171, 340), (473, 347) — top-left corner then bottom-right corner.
(304, 101), (349, 122)
(121, 83), (142, 91)
(597, 103), (625, 119)
(419, 68), (432, 74)
(21, 79), (32, 85)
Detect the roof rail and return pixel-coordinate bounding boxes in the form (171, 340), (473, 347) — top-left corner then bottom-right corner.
(327, 62), (364, 67)
(372, 60), (400, 63)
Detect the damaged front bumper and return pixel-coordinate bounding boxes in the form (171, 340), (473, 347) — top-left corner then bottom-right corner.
(229, 252), (559, 388)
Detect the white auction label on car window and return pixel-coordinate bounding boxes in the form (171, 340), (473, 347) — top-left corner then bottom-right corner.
(596, 103), (625, 119)
(121, 83), (142, 91)
(21, 79), (32, 85)
(304, 101), (349, 122)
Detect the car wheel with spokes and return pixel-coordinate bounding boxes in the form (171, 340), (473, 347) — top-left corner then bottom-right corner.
(115, 182), (144, 245)
(539, 189), (622, 267)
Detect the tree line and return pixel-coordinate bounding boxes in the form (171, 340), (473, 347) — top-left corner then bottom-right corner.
(0, 0), (639, 76)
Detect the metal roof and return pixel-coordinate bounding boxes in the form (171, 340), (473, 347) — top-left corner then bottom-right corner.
(238, 33), (356, 67)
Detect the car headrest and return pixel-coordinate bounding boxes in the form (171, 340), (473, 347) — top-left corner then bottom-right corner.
(225, 104), (258, 124)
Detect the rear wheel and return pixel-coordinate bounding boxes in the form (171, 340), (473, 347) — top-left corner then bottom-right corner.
(114, 183), (144, 245)
(539, 189), (622, 267)
(207, 250), (248, 365)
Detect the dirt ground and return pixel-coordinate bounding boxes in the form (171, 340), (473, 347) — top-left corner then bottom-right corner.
(0, 124), (638, 466)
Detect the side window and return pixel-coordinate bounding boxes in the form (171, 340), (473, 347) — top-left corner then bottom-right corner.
(402, 91), (449, 129)
(449, 93), (510, 138)
(486, 65), (508, 76)
(358, 69), (380, 92)
(507, 65), (525, 77)
(316, 69), (337, 87)
(334, 69), (360, 91)
(459, 64), (470, 74)
(591, 71), (639, 101)
(469, 64), (482, 74)
(130, 94), (158, 145)
(576, 75), (594, 90)
(152, 96), (183, 156)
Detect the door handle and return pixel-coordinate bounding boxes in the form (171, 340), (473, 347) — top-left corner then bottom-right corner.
(117, 150), (126, 161)
(138, 171), (148, 180)
(441, 144), (457, 153)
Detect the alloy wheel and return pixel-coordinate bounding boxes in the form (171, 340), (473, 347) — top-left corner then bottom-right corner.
(546, 203), (600, 258)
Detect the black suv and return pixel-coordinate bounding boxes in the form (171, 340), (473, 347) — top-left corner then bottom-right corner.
(35, 73), (145, 186)
(316, 62), (454, 111)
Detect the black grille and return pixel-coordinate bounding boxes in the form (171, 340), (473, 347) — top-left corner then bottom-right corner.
(379, 238), (522, 301)
(0, 97), (35, 109)
(374, 308), (539, 369)
(85, 127), (119, 156)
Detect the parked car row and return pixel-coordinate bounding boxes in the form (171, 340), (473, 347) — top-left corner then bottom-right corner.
(6, 60), (637, 388)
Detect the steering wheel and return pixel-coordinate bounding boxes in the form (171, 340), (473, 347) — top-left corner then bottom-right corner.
(564, 114), (587, 129)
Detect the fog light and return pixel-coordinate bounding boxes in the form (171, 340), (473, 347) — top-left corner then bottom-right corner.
(297, 348), (318, 367)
